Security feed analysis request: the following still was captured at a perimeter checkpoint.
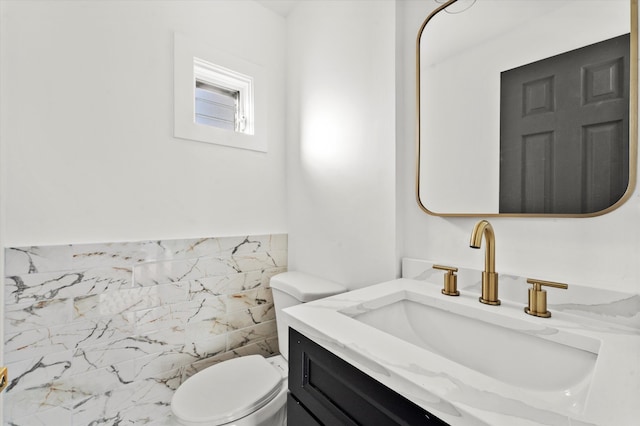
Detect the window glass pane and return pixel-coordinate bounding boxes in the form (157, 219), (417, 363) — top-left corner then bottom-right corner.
(195, 81), (238, 131)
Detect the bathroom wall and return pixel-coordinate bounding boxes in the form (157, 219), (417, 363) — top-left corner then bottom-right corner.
(398, 0), (640, 295)
(0, 0), (287, 246)
(0, 1), (289, 423)
(3, 234), (286, 425)
(285, 0), (399, 289)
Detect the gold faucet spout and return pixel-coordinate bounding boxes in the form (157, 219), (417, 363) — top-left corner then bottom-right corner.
(470, 220), (500, 305)
(470, 220), (495, 273)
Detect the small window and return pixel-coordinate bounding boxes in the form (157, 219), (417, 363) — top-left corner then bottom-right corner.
(195, 81), (240, 131)
(174, 33), (266, 152)
(193, 58), (254, 135)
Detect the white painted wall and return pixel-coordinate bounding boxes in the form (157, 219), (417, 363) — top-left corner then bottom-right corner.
(285, 1), (398, 289)
(3, 0), (636, 297)
(399, 0), (640, 294)
(0, 0), (287, 247)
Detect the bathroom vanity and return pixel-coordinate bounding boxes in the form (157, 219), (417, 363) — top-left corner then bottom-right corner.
(282, 260), (640, 426)
(287, 328), (448, 425)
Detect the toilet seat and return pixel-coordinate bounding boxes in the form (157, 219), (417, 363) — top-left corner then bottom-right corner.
(171, 355), (283, 425)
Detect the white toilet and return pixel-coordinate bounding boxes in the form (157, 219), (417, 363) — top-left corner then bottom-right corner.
(170, 271), (347, 426)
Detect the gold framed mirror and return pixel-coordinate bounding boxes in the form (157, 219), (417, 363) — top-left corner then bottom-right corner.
(416, 0), (638, 217)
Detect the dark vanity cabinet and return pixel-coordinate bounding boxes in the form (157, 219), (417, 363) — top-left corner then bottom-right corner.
(287, 328), (449, 425)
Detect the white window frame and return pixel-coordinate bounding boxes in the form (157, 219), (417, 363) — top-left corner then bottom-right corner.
(174, 33), (267, 152)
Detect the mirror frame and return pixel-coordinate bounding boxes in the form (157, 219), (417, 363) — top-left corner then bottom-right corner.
(416, 0), (638, 217)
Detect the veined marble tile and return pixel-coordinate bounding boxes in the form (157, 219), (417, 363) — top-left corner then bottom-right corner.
(4, 233), (288, 426)
(5, 351), (73, 394)
(78, 315), (134, 348)
(3, 377), (74, 419)
(157, 236), (258, 259)
(132, 350), (199, 382)
(71, 380), (140, 426)
(262, 266), (288, 285)
(157, 234), (287, 259)
(4, 241), (146, 277)
(5, 326), (80, 364)
(4, 234), (287, 276)
(71, 335), (173, 373)
(70, 316), (135, 349)
(133, 251), (288, 287)
(227, 320), (278, 351)
(73, 286), (160, 320)
(223, 234), (288, 255)
(5, 298), (73, 335)
(137, 325), (188, 347)
(187, 276), (228, 299)
(227, 304), (276, 330)
(185, 314), (231, 342)
(226, 286), (274, 313)
(187, 271), (263, 299)
(183, 296), (227, 325)
(133, 304), (178, 335)
(5, 245), (74, 276)
(183, 349), (232, 377)
(183, 336), (279, 380)
(6, 405), (73, 426)
(149, 412), (181, 426)
(134, 300), (203, 335)
(226, 234), (287, 254)
(158, 280), (189, 304)
(132, 370), (181, 407)
(72, 408), (127, 425)
(5, 315), (136, 364)
(229, 250), (288, 273)
(133, 257), (233, 287)
(155, 237), (228, 259)
(116, 374), (179, 421)
(257, 286), (274, 304)
(5, 267), (132, 304)
(69, 240), (160, 270)
(187, 334), (228, 361)
(228, 336), (279, 359)
(265, 233), (288, 252)
(5, 242), (155, 276)
(119, 403), (175, 426)
(69, 362), (136, 403)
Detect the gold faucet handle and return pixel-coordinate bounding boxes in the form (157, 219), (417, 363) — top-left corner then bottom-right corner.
(525, 278), (568, 318)
(433, 265), (459, 296)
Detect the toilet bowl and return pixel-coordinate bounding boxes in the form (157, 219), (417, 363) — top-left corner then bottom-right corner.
(171, 354), (288, 426)
(170, 271), (346, 426)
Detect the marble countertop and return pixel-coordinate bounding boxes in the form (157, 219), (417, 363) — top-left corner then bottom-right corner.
(282, 268), (640, 426)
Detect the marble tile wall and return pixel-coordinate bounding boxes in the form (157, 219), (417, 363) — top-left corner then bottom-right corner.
(3, 234), (287, 425)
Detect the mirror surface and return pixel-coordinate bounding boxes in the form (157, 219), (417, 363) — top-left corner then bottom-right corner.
(417, 0), (637, 216)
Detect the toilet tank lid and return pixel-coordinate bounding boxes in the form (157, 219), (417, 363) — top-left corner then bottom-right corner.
(270, 271), (347, 302)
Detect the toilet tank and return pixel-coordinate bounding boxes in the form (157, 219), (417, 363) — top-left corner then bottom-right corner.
(270, 272), (347, 360)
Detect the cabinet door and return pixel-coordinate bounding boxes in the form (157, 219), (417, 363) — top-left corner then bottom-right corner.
(288, 328), (449, 425)
(287, 394), (323, 426)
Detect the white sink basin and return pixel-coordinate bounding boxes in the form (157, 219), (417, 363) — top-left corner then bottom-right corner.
(284, 277), (640, 425)
(340, 290), (600, 411)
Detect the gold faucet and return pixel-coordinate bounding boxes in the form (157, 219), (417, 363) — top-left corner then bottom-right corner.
(524, 278), (568, 318)
(469, 220), (500, 305)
